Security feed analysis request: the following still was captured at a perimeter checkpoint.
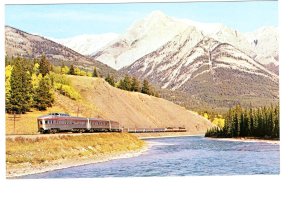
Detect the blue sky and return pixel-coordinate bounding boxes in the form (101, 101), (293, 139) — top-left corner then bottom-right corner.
(5, 1), (278, 39)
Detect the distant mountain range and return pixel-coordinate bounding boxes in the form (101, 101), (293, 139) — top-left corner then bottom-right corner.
(5, 11), (279, 109)
(60, 11), (278, 75)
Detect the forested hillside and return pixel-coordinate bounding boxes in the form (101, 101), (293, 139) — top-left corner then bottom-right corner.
(205, 104), (279, 139)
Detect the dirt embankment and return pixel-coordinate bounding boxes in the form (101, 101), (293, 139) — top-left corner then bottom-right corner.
(69, 76), (213, 133)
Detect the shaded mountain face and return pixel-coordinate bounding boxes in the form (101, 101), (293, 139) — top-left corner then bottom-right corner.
(5, 26), (118, 76)
(121, 27), (279, 108)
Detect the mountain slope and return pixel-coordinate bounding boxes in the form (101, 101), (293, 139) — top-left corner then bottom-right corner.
(245, 27), (279, 74)
(5, 26), (118, 76)
(121, 27), (279, 108)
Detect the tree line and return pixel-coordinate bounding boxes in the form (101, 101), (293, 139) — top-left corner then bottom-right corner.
(58, 64), (99, 77)
(205, 104), (279, 139)
(105, 74), (159, 97)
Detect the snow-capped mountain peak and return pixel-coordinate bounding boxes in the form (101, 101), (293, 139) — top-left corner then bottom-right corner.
(92, 11), (190, 69)
(145, 10), (169, 21)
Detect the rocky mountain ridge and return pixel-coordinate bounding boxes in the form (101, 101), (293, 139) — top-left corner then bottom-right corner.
(5, 26), (118, 76)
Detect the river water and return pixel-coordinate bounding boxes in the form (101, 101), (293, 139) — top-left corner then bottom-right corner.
(22, 136), (280, 178)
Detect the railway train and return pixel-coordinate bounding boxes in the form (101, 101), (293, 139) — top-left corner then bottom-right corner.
(37, 113), (187, 134)
(37, 113), (121, 134)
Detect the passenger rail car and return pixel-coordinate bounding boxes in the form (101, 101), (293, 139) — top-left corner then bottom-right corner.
(37, 113), (121, 134)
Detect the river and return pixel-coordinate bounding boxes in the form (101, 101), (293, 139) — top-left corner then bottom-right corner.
(21, 136), (280, 178)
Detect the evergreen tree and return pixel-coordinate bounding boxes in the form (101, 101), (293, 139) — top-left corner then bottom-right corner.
(105, 74), (115, 87)
(39, 54), (51, 76)
(69, 64), (75, 75)
(118, 75), (132, 91)
(92, 67), (98, 77)
(131, 77), (141, 92)
(123, 75), (132, 91)
(33, 75), (54, 110)
(141, 79), (151, 95)
(6, 57), (33, 114)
